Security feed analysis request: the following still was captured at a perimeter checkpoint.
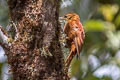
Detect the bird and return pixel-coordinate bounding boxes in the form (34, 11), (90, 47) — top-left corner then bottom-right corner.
(61, 13), (85, 69)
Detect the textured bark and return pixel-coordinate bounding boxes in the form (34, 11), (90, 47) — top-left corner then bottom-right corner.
(5, 0), (68, 80)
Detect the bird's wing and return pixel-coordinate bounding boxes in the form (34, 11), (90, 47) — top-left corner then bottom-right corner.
(72, 22), (85, 58)
(63, 22), (69, 34)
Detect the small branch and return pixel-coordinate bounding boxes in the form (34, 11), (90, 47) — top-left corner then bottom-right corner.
(0, 41), (10, 51)
(112, 6), (120, 22)
(0, 25), (10, 45)
(8, 21), (19, 41)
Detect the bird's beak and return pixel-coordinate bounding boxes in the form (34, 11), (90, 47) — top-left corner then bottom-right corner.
(59, 17), (64, 20)
(59, 17), (65, 23)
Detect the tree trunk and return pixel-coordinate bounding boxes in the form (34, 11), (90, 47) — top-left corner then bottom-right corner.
(3, 0), (69, 80)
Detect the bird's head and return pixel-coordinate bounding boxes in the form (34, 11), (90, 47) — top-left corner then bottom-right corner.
(64, 13), (79, 21)
(59, 13), (79, 22)
(59, 13), (80, 31)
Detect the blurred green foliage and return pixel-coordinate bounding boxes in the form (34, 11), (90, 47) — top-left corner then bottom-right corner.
(0, 0), (9, 27)
(60, 0), (120, 80)
(0, 0), (10, 80)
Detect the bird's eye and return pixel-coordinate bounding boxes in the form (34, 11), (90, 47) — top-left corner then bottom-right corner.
(64, 16), (67, 18)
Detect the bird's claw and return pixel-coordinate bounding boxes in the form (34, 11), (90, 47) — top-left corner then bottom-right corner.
(7, 37), (13, 43)
(59, 39), (66, 43)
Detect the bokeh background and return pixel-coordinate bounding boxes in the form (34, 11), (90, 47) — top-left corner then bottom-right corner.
(0, 0), (120, 80)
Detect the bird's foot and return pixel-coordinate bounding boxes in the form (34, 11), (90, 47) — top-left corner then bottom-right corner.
(7, 37), (13, 43)
(59, 39), (66, 43)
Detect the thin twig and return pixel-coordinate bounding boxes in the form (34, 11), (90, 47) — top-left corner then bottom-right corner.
(0, 25), (10, 44)
(112, 6), (120, 22)
(0, 41), (10, 51)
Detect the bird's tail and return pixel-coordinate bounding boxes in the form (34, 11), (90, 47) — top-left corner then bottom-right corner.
(74, 35), (81, 58)
(65, 46), (76, 72)
(65, 51), (75, 66)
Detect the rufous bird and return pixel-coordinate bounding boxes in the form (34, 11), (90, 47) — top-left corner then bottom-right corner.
(61, 13), (85, 69)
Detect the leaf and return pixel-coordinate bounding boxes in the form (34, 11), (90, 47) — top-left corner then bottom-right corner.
(84, 20), (105, 31)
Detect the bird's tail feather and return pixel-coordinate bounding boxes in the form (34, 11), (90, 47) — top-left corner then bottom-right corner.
(65, 51), (75, 68)
(74, 36), (81, 58)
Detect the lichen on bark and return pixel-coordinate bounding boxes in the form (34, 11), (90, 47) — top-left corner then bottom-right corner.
(1, 0), (70, 80)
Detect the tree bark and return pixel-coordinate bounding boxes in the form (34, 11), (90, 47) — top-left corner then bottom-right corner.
(1, 0), (69, 80)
